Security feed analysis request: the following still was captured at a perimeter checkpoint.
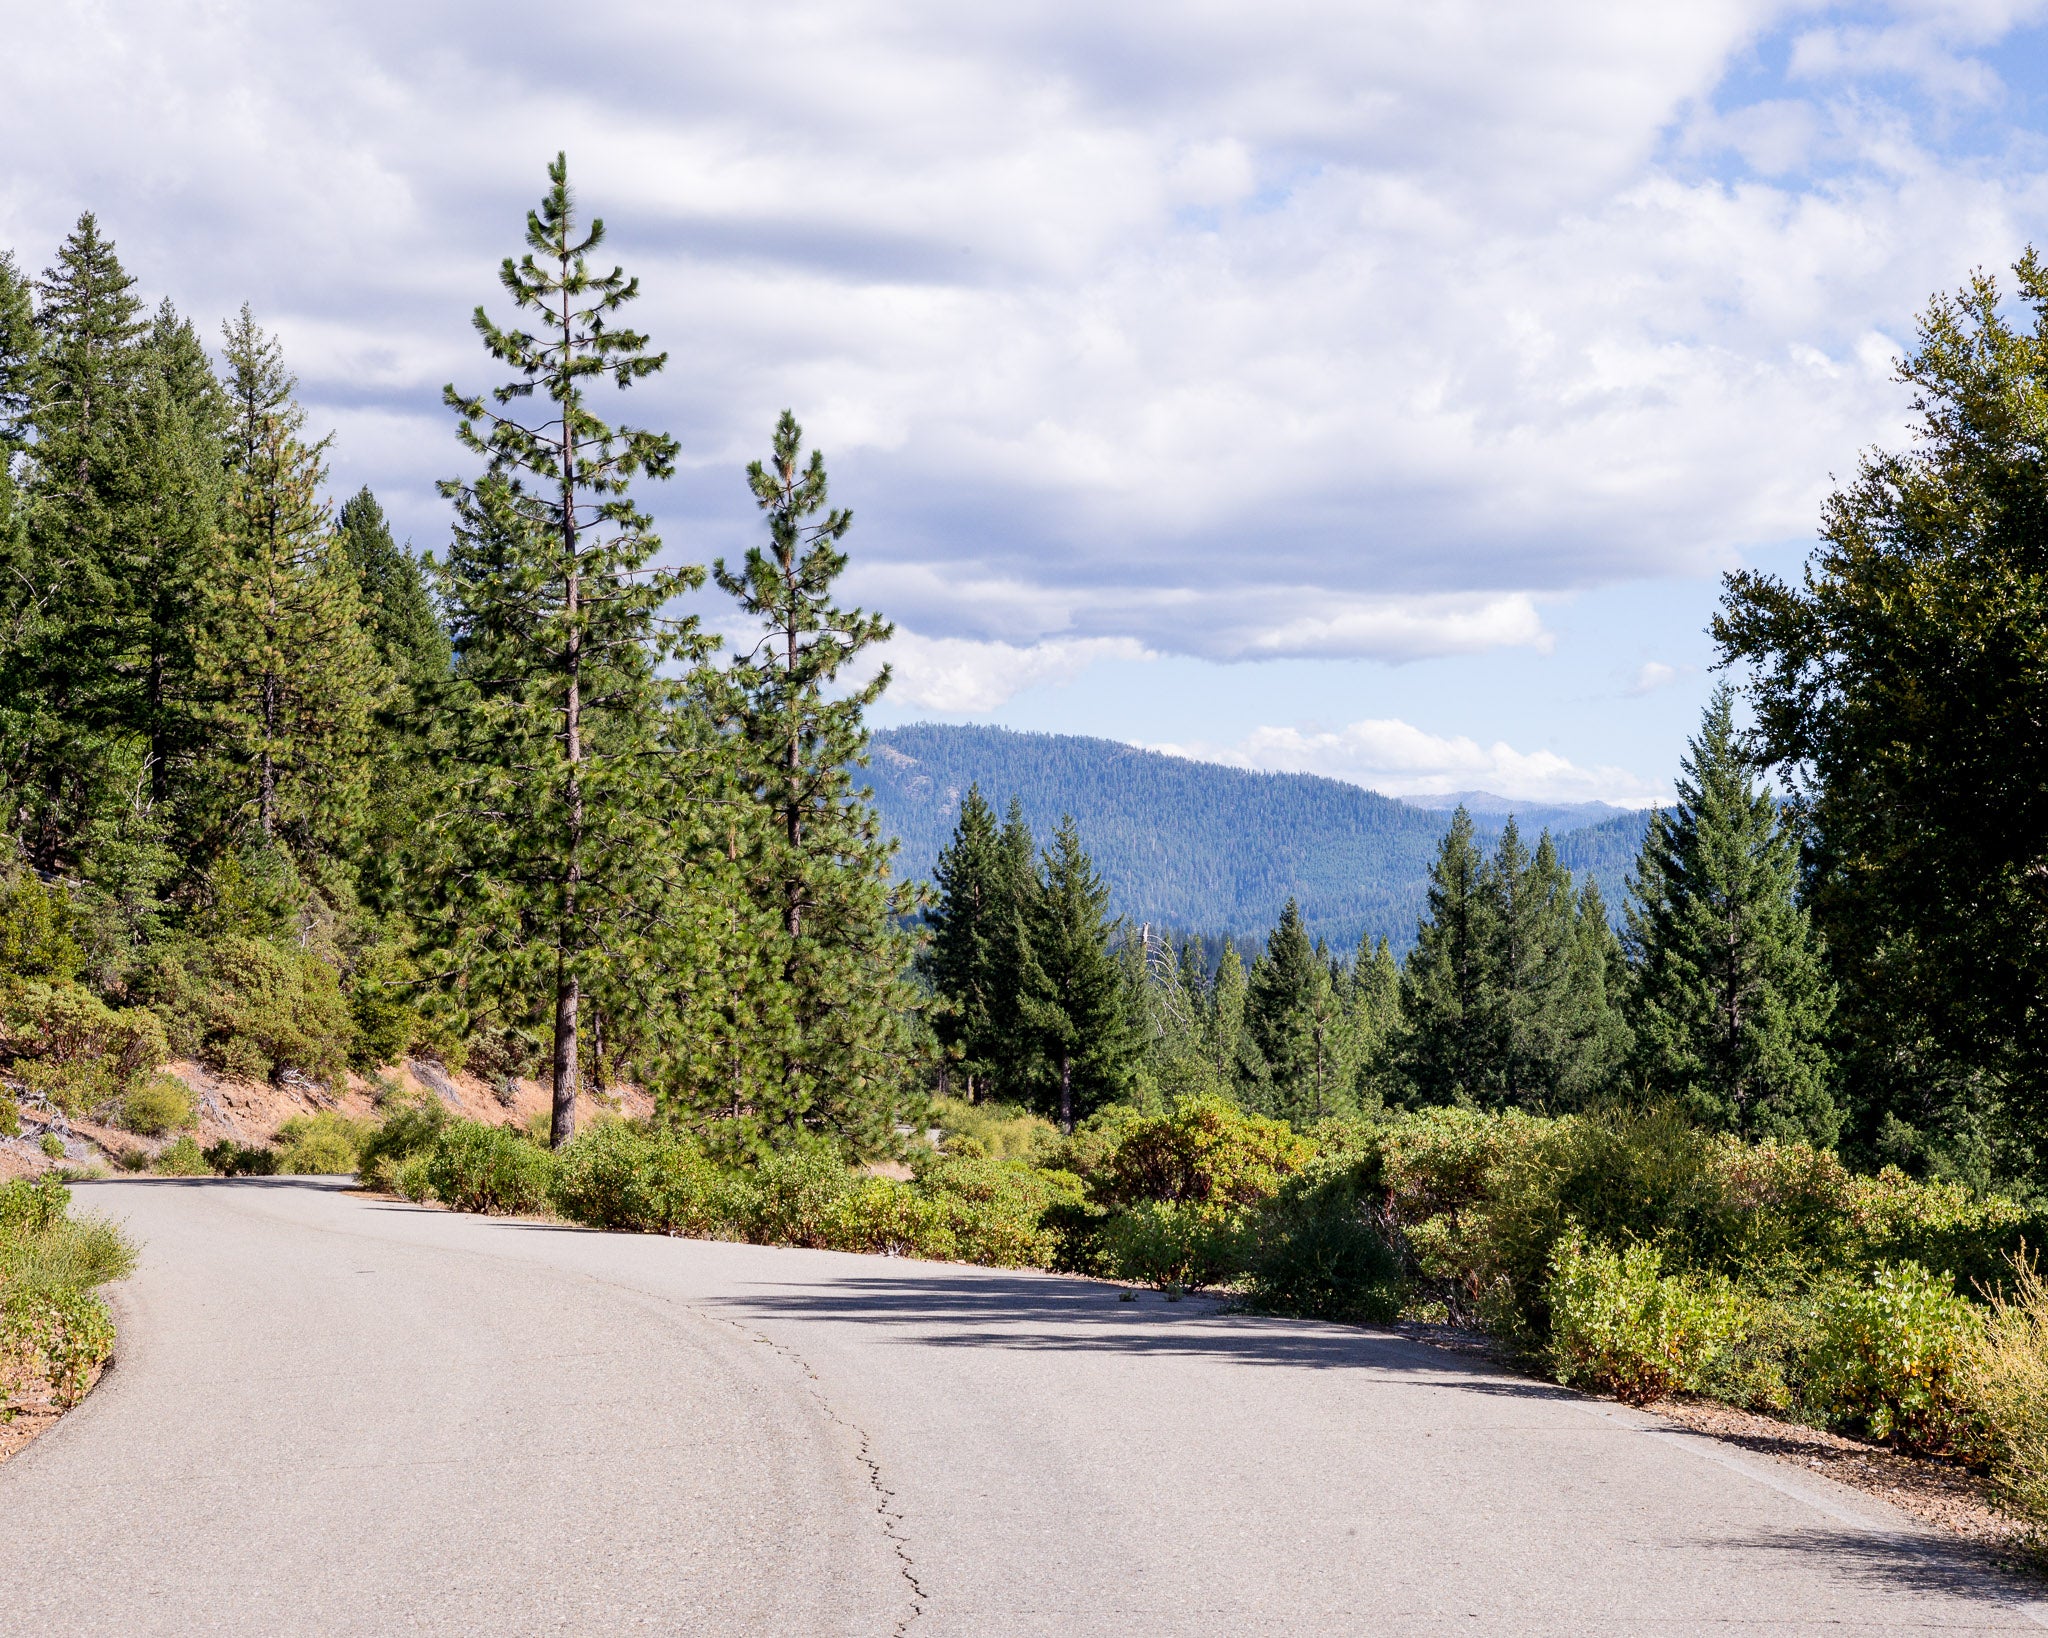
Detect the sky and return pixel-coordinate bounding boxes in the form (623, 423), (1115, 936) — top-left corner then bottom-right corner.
(5, 1), (2048, 805)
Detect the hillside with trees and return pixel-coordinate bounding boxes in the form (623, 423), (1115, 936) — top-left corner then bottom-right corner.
(867, 722), (1649, 949)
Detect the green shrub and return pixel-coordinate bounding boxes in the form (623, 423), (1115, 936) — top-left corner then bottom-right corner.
(1965, 1255), (2048, 1537)
(1100, 1200), (1249, 1290)
(152, 1135), (209, 1176)
(1095, 1095), (1311, 1211)
(1799, 1262), (1979, 1453)
(733, 1148), (859, 1247)
(1242, 1161), (1405, 1322)
(0, 1094), (18, 1138)
(930, 1097), (1058, 1163)
(0, 870), (83, 982)
(0, 980), (168, 1113)
(393, 1152), (435, 1203)
(273, 1112), (370, 1174)
(551, 1121), (733, 1235)
(203, 1139), (279, 1176)
(426, 1120), (555, 1215)
(117, 1074), (196, 1136)
(825, 1176), (954, 1258)
(344, 941), (418, 1069)
(916, 1154), (1075, 1267)
(356, 1097), (449, 1192)
(38, 1133), (64, 1160)
(0, 1285), (116, 1410)
(1545, 1230), (1764, 1406)
(0, 1176), (69, 1236)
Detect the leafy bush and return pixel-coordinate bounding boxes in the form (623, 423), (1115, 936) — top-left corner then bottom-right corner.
(0, 980), (167, 1113)
(550, 1121), (733, 1235)
(117, 1074), (195, 1136)
(1965, 1254), (2048, 1537)
(203, 1140), (279, 1176)
(824, 1177), (954, 1258)
(38, 1133), (64, 1160)
(1799, 1262), (1979, 1453)
(1094, 1096), (1310, 1210)
(356, 1097), (449, 1193)
(1545, 1230), (1765, 1406)
(0, 869), (83, 982)
(1099, 1201), (1249, 1290)
(393, 1153), (435, 1203)
(930, 1097), (1058, 1163)
(734, 1148), (859, 1247)
(152, 1135), (209, 1176)
(1241, 1161), (1405, 1322)
(426, 1120), (555, 1215)
(0, 1094), (18, 1138)
(140, 934), (353, 1085)
(273, 1112), (370, 1174)
(0, 1176), (133, 1418)
(916, 1154), (1077, 1267)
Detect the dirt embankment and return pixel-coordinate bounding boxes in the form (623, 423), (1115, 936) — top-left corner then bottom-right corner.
(0, 1058), (654, 1180)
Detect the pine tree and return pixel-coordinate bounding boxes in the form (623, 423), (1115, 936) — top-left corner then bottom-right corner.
(434, 154), (704, 1146)
(924, 783), (1005, 1100)
(1489, 825), (1624, 1111)
(1624, 686), (1838, 1143)
(200, 308), (381, 866)
(710, 410), (922, 1150)
(334, 487), (450, 689)
(1018, 817), (1138, 1130)
(1209, 938), (1250, 1094)
(0, 249), (35, 464)
(1399, 807), (1498, 1105)
(3, 215), (150, 869)
(1345, 935), (1402, 1112)
(1247, 900), (1351, 1124)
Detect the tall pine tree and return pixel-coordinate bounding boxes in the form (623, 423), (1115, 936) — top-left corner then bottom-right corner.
(434, 154), (703, 1146)
(924, 783), (1006, 1101)
(710, 410), (922, 1150)
(1398, 807), (1498, 1105)
(1624, 686), (1838, 1143)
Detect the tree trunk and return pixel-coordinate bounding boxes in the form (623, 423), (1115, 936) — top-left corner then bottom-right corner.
(1059, 1052), (1073, 1134)
(551, 267), (583, 1151)
(551, 966), (578, 1148)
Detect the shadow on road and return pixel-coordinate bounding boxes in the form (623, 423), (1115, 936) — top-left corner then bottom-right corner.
(1705, 1527), (2037, 1609)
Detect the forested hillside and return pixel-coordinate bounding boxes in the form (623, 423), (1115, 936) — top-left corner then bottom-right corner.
(867, 723), (1649, 948)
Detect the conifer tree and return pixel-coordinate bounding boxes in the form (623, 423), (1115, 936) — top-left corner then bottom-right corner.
(924, 783), (1005, 1100)
(711, 410), (922, 1149)
(1398, 807), (1498, 1105)
(1489, 825), (1624, 1110)
(1018, 817), (1138, 1130)
(334, 487), (450, 690)
(1345, 935), (1402, 1111)
(201, 308), (381, 865)
(1209, 938), (1250, 1094)
(1247, 899), (1351, 1124)
(0, 249), (35, 464)
(3, 215), (149, 869)
(434, 154), (704, 1146)
(1625, 686), (1839, 1143)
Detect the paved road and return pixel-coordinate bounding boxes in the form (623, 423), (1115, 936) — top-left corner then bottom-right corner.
(3, 1179), (2044, 1636)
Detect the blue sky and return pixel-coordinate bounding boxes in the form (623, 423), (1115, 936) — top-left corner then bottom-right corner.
(6, 1), (2048, 803)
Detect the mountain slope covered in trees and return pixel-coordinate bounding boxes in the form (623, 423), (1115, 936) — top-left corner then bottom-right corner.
(867, 723), (1649, 948)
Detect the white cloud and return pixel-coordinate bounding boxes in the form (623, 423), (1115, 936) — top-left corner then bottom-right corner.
(3, 0), (2046, 667)
(871, 631), (1155, 713)
(1627, 660), (1683, 696)
(1162, 719), (1668, 806)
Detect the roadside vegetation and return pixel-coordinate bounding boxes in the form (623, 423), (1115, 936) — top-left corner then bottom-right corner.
(0, 1176), (134, 1430)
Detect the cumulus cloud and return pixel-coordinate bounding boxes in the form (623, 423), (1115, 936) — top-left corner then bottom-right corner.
(869, 632), (1155, 712)
(1160, 720), (1668, 806)
(3, 1), (2046, 664)
(1627, 660), (1683, 696)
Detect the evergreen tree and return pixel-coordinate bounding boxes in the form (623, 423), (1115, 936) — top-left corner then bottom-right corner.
(1624, 686), (1838, 1143)
(1398, 807), (1498, 1105)
(0, 249), (35, 464)
(433, 154), (703, 1146)
(1018, 817), (1138, 1130)
(924, 783), (1005, 1100)
(1490, 825), (1624, 1111)
(710, 409), (922, 1150)
(1209, 938), (1250, 1093)
(1247, 899), (1350, 1124)
(334, 487), (450, 689)
(200, 308), (381, 865)
(4, 215), (150, 869)
(1345, 934), (1402, 1111)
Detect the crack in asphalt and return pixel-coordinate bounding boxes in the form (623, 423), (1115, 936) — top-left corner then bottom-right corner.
(702, 1311), (928, 1633)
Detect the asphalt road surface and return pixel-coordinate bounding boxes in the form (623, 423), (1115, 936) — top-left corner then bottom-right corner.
(3, 1177), (2044, 1636)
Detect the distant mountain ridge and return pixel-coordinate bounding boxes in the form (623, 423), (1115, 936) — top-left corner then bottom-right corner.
(864, 723), (1651, 952)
